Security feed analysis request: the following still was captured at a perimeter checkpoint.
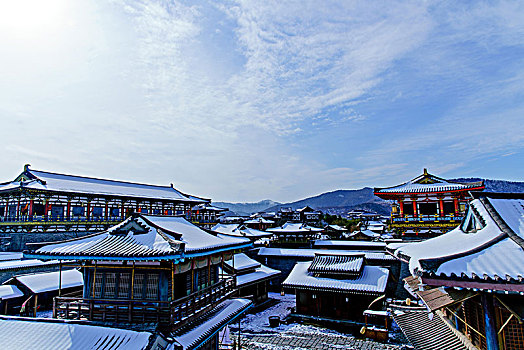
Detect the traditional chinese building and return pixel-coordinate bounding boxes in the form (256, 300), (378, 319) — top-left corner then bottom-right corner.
(24, 214), (253, 350)
(0, 165), (213, 250)
(190, 203), (228, 229)
(267, 222), (323, 247)
(390, 192), (524, 350)
(374, 169), (484, 238)
(282, 252), (389, 324)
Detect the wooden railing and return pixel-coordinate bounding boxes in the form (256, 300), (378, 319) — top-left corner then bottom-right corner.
(53, 277), (236, 327)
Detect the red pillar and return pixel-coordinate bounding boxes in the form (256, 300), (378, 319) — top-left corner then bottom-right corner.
(439, 199), (444, 217)
(87, 203), (91, 220)
(66, 201), (71, 220)
(412, 201), (418, 217)
(105, 202), (109, 219)
(29, 199), (34, 217)
(454, 198), (459, 215)
(399, 200), (404, 217)
(121, 202), (125, 218)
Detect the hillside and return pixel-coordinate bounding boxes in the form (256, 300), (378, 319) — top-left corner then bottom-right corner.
(215, 178), (524, 216)
(212, 199), (281, 216)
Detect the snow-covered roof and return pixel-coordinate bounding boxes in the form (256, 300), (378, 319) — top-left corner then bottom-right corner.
(191, 203), (227, 211)
(391, 194), (524, 283)
(28, 215), (250, 261)
(211, 224), (273, 239)
(0, 285), (23, 300)
(172, 298), (252, 350)
(325, 224), (348, 231)
(257, 247), (395, 261)
(236, 265), (280, 287)
(2, 167), (206, 203)
(374, 169), (484, 195)
(224, 253), (280, 286)
(13, 269), (83, 293)
(225, 253), (260, 272)
(283, 262), (389, 294)
(313, 240), (386, 249)
(244, 217), (274, 224)
(267, 222), (323, 233)
(0, 259), (59, 271)
(308, 253), (364, 276)
(144, 216), (250, 256)
(0, 252), (23, 262)
(347, 230), (381, 238)
(0, 316), (153, 349)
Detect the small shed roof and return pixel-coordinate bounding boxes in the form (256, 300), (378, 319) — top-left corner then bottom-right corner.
(0, 285), (24, 300)
(13, 269), (83, 294)
(236, 265), (280, 287)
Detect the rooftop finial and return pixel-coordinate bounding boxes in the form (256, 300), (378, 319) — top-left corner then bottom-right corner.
(423, 168), (428, 175)
(24, 164), (31, 172)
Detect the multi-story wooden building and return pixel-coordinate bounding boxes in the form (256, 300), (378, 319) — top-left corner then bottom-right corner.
(374, 169), (484, 238)
(391, 192), (524, 350)
(0, 165), (228, 250)
(24, 213), (253, 350)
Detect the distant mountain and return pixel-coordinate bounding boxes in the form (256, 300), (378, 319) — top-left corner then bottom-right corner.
(215, 178), (524, 217)
(264, 188), (391, 216)
(453, 178), (524, 193)
(212, 199), (281, 216)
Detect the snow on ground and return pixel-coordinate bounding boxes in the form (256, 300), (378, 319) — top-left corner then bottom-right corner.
(238, 292), (296, 334)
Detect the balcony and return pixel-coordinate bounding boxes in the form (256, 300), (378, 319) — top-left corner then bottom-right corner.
(53, 277), (236, 330)
(0, 215), (125, 226)
(391, 214), (463, 223)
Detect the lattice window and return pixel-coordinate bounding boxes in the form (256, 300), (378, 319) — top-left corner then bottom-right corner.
(500, 308), (524, 350)
(118, 273), (130, 299)
(133, 273), (144, 299)
(145, 274), (159, 300)
(186, 273), (192, 295)
(93, 272), (103, 298)
(104, 272), (117, 298)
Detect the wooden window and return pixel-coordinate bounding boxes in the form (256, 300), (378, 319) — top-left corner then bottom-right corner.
(118, 273), (130, 299)
(104, 272), (117, 298)
(133, 273), (144, 299)
(145, 274), (159, 300)
(94, 272), (103, 298)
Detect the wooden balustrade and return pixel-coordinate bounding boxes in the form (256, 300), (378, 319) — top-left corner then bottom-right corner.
(53, 277), (236, 326)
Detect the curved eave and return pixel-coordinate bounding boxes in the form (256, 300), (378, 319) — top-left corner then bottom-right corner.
(374, 185), (485, 197)
(23, 252), (184, 262)
(0, 186), (205, 203)
(184, 242), (253, 259)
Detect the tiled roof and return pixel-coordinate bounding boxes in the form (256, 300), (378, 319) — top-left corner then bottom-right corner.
(0, 316), (153, 350)
(2, 166), (206, 203)
(28, 215), (250, 261)
(374, 170), (483, 195)
(283, 262), (388, 294)
(0, 259), (59, 271)
(391, 308), (470, 350)
(211, 224), (273, 239)
(313, 240), (386, 249)
(172, 298), (252, 350)
(308, 253), (364, 276)
(225, 253), (261, 273)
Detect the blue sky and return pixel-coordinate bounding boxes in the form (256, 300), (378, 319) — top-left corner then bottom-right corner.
(0, 0), (523, 202)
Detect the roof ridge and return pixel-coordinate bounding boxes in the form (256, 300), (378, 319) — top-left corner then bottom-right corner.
(481, 197), (524, 250)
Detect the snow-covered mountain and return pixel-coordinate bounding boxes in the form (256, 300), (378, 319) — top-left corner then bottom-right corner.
(212, 199), (281, 216)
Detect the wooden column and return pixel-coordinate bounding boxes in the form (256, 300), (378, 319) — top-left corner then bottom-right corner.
(58, 260), (62, 296)
(91, 262), (97, 298)
(130, 262), (135, 299)
(412, 201), (418, 217)
(454, 198), (459, 215)
(105, 202), (109, 219)
(399, 200), (404, 217)
(171, 263), (175, 301)
(482, 294), (499, 350)
(121, 201), (125, 218)
(439, 198), (444, 217)
(4, 199), (8, 219)
(86, 202), (91, 220)
(66, 200), (71, 220)
(16, 196), (21, 220)
(33, 294), (38, 318)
